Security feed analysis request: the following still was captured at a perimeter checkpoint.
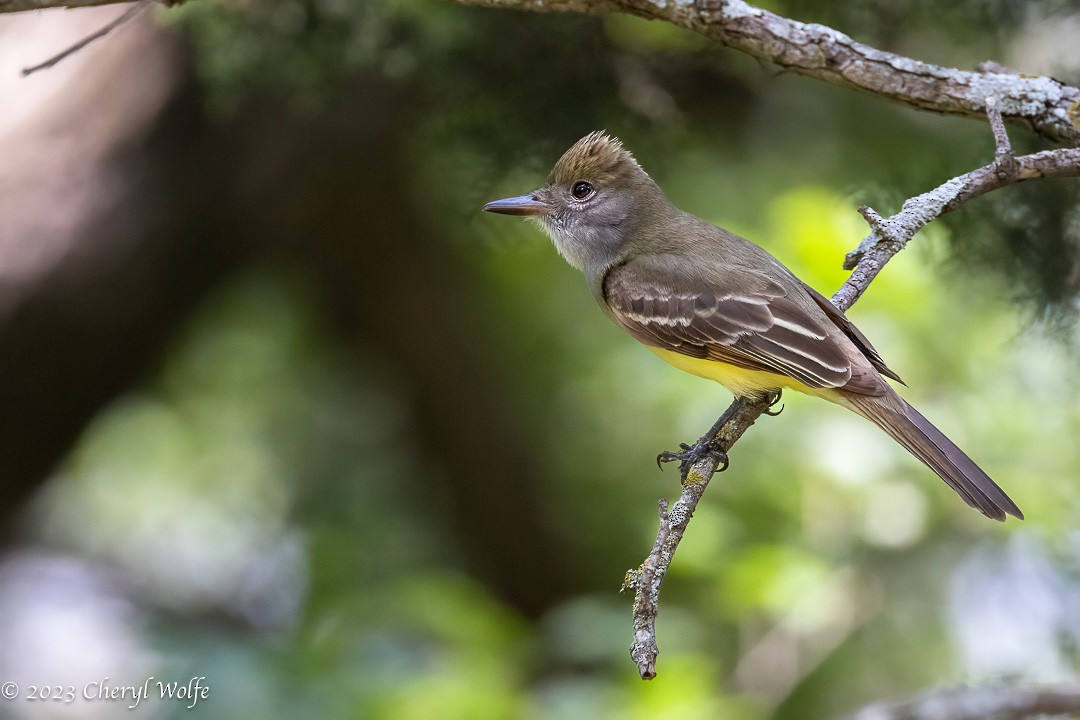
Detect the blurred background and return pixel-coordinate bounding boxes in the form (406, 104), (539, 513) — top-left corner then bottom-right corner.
(0, 0), (1079, 717)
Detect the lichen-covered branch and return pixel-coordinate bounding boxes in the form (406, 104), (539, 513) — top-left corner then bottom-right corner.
(623, 397), (767, 679)
(623, 100), (1080, 679)
(457, 0), (1080, 145)
(845, 683), (1080, 720)
(836, 140), (1080, 308)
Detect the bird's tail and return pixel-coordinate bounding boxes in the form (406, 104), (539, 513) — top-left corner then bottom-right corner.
(842, 392), (1022, 521)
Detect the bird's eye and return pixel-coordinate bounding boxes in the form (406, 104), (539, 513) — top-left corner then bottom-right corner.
(571, 181), (595, 200)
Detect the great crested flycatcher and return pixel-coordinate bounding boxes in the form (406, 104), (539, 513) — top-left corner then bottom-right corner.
(483, 131), (1021, 521)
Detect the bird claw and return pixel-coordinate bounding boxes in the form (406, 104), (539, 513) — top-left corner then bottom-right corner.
(657, 440), (729, 475)
(655, 393), (782, 481)
(656, 443), (692, 469)
(764, 390), (784, 416)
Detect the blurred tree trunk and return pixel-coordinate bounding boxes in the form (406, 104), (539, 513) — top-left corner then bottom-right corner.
(0, 13), (574, 617)
(0, 13), (235, 524)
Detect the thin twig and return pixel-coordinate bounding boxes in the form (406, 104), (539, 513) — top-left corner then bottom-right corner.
(837, 149), (1078, 309)
(625, 498), (670, 679)
(0, 0), (126, 11)
(984, 95), (1020, 185)
(21, 0), (153, 77)
(985, 96), (1013, 159)
(625, 448), (733, 678)
(856, 205), (888, 236)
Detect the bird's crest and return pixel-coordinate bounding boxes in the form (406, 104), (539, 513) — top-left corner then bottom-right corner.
(548, 131), (643, 187)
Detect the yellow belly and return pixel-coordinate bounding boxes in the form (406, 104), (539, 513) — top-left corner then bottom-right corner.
(648, 346), (823, 400)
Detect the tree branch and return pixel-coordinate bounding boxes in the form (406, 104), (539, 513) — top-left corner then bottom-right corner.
(838, 99), (1080, 308)
(623, 99), (1080, 679)
(845, 683), (1080, 720)
(456, 0), (1080, 145)
(622, 399), (761, 679)
(15, 0), (1078, 143)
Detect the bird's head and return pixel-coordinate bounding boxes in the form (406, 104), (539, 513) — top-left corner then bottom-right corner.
(483, 132), (665, 274)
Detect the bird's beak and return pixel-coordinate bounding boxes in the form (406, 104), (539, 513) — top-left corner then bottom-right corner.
(482, 194), (551, 216)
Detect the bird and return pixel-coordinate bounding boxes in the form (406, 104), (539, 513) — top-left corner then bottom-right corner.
(483, 131), (1021, 521)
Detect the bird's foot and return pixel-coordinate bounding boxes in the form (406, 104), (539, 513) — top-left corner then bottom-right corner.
(656, 392), (779, 482)
(656, 439), (729, 477)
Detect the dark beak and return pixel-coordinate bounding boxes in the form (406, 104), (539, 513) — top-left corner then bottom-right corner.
(482, 194), (550, 216)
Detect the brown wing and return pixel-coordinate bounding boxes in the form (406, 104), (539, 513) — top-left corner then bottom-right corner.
(602, 254), (885, 394)
(800, 282), (905, 385)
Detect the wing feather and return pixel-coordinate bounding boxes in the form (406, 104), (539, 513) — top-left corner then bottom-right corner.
(602, 255), (888, 393)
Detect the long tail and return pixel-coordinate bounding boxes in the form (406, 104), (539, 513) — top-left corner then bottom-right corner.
(842, 392), (1022, 521)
